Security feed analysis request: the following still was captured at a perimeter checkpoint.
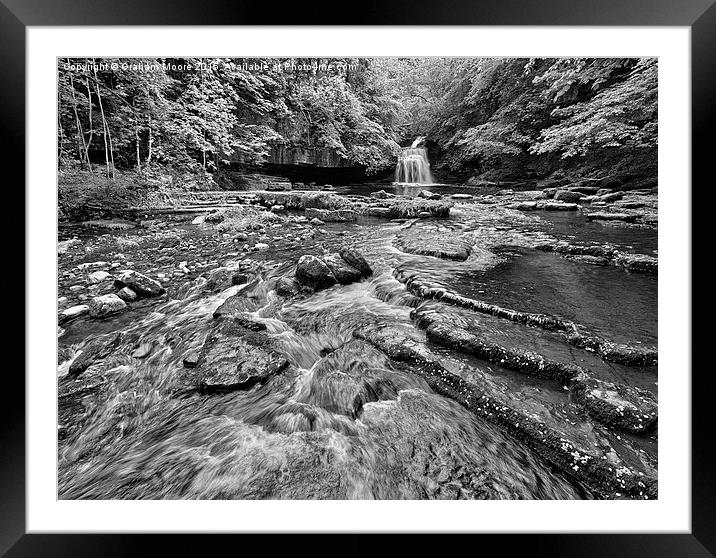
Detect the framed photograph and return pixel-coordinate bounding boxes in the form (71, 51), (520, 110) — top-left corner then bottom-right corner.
(7, 0), (711, 555)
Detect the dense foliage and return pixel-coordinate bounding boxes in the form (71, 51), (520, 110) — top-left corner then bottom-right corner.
(58, 57), (657, 183)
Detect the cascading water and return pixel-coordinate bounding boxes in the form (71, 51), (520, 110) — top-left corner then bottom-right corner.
(394, 136), (433, 185)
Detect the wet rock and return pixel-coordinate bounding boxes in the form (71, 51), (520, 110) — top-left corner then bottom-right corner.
(231, 273), (249, 285)
(554, 190), (584, 203)
(182, 352), (200, 368)
(567, 185), (600, 195)
(117, 287), (138, 302)
(231, 314), (267, 331)
(58, 238), (82, 254)
(338, 246), (373, 277)
(543, 202), (579, 211)
(275, 277), (301, 297)
(305, 208), (356, 222)
(253, 243), (270, 251)
(355, 325), (656, 500)
(395, 229), (472, 261)
(596, 188), (613, 196)
(191, 322), (290, 392)
(506, 201), (538, 211)
(132, 342), (153, 359)
(567, 333), (658, 366)
(613, 253), (658, 275)
(213, 292), (262, 319)
(599, 192), (624, 203)
(451, 194), (472, 200)
(270, 205), (285, 213)
(59, 304), (89, 324)
(370, 190), (393, 199)
(586, 212), (637, 223)
(571, 373), (658, 434)
(77, 261), (110, 271)
(424, 320), (583, 384)
(295, 255), (337, 290)
(309, 217), (325, 226)
(418, 190), (441, 200)
(58, 371), (110, 442)
(115, 270), (165, 297)
(191, 215), (206, 225)
(88, 294), (127, 318)
(68, 332), (125, 377)
(323, 254), (362, 285)
(535, 242), (616, 259)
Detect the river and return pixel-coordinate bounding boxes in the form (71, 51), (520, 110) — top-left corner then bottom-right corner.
(57, 182), (658, 500)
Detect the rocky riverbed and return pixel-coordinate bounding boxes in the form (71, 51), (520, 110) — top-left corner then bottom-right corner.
(57, 182), (658, 500)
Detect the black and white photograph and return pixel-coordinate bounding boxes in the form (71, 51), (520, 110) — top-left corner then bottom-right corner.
(54, 55), (660, 501)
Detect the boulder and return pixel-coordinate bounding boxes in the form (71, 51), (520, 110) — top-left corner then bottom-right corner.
(554, 190), (584, 203)
(88, 294), (127, 318)
(117, 287), (138, 302)
(115, 270), (165, 297)
(275, 277), (301, 297)
(295, 255), (337, 290)
(418, 190), (441, 200)
(87, 270), (112, 284)
(191, 322), (289, 392)
(323, 254), (362, 285)
(59, 304), (89, 324)
(338, 246), (373, 277)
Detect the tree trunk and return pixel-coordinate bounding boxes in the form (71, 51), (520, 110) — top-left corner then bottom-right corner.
(93, 64), (114, 180)
(68, 73), (90, 169)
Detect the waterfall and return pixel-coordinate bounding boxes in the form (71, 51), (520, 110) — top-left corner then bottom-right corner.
(395, 138), (433, 184)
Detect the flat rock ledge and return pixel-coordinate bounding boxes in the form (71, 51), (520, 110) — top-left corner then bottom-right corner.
(355, 325), (656, 500)
(415, 311), (657, 435)
(394, 229), (473, 261)
(536, 241), (657, 276)
(397, 271), (657, 367)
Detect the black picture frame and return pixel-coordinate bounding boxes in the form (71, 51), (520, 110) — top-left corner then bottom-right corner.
(5, 1), (712, 555)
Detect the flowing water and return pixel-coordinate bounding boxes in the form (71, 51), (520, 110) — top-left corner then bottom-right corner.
(57, 182), (657, 500)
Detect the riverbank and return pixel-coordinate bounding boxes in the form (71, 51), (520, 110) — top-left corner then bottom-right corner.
(57, 178), (657, 500)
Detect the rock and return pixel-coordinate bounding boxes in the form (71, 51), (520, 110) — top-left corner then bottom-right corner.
(451, 194), (472, 200)
(613, 253), (658, 274)
(115, 270), (165, 297)
(232, 314), (268, 331)
(322, 254), (362, 285)
(270, 204), (285, 213)
(338, 246), (373, 277)
(586, 212), (637, 223)
(370, 190), (393, 199)
(59, 304), (89, 324)
(213, 293), (261, 319)
(355, 325), (656, 500)
(599, 192), (624, 203)
(554, 190), (584, 203)
(231, 273), (249, 285)
(295, 255), (337, 290)
(190, 322), (289, 392)
(596, 188), (613, 196)
(67, 332), (125, 377)
(570, 373), (658, 434)
(543, 202), (579, 211)
(567, 185), (600, 195)
(191, 215), (206, 225)
(309, 218), (325, 226)
(418, 190), (441, 200)
(77, 261), (109, 271)
(88, 294), (127, 318)
(58, 238), (82, 254)
(304, 208), (356, 222)
(253, 243), (270, 251)
(132, 342), (154, 359)
(88, 270), (112, 284)
(275, 277), (301, 297)
(182, 352), (200, 368)
(506, 201), (538, 211)
(395, 229), (472, 261)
